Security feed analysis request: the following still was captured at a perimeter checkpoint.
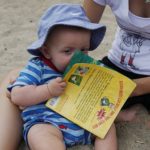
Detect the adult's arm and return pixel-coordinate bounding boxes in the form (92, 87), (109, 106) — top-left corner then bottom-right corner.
(131, 77), (150, 97)
(0, 69), (22, 150)
(83, 0), (105, 23)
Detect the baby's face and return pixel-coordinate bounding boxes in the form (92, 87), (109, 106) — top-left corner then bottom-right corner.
(44, 26), (91, 72)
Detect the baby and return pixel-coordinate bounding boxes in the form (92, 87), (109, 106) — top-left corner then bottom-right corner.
(8, 4), (115, 150)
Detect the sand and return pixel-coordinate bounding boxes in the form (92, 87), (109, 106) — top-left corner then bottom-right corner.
(0, 0), (149, 149)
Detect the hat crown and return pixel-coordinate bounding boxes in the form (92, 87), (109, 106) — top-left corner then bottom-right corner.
(38, 4), (89, 38)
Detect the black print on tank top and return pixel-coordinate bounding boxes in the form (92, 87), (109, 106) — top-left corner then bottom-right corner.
(119, 32), (145, 70)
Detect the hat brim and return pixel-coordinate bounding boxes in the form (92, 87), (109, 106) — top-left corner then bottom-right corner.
(27, 20), (106, 56)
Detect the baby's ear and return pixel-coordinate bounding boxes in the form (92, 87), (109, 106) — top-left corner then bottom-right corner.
(40, 46), (51, 59)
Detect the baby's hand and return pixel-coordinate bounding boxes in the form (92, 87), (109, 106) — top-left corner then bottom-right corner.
(47, 77), (67, 97)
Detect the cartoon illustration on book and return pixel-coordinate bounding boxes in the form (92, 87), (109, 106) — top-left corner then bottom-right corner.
(68, 66), (89, 86)
(75, 66), (89, 75)
(68, 74), (82, 86)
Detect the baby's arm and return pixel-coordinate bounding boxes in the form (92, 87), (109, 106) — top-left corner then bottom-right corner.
(11, 77), (66, 107)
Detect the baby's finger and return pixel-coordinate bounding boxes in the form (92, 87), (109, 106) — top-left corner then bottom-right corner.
(60, 82), (67, 88)
(55, 77), (63, 82)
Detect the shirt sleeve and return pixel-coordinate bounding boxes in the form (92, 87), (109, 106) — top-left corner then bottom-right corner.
(8, 57), (43, 91)
(93, 0), (107, 6)
(93, 0), (116, 8)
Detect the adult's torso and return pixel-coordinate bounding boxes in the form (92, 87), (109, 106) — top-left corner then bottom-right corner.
(94, 0), (150, 75)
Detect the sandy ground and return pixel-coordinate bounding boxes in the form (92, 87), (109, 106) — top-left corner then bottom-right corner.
(0, 0), (150, 150)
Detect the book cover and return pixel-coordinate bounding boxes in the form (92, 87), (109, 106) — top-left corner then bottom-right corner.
(46, 51), (136, 139)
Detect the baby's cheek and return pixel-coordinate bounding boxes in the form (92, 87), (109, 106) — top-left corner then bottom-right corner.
(60, 57), (72, 72)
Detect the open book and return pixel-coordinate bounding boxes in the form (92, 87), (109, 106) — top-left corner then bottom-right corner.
(46, 51), (136, 139)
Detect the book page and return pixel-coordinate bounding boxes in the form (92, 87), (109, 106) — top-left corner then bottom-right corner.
(46, 63), (136, 138)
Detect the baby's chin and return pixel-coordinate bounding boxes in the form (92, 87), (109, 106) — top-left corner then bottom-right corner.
(57, 65), (68, 73)
(58, 67), (66, 73)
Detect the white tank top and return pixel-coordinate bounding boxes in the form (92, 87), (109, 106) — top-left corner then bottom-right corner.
(94, 0), (150, 75)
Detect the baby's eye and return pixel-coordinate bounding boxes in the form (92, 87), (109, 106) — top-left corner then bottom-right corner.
(64, 48), (74, 54)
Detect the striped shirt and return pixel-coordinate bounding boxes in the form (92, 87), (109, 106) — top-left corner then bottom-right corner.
(8, 57), (62, 92)
(8, 57), (92, 146)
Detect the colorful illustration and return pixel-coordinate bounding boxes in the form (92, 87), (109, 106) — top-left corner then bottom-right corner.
(97, 108), (106, 121)
(68, 74), (82, 86)
(96, 97), (115, 123)
(101, 97), (110, 106)
(75, 66), (89, 75)
(101, 97), (115, 109)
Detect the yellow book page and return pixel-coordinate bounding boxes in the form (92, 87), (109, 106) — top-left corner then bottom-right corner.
(46, 63), (136, 139)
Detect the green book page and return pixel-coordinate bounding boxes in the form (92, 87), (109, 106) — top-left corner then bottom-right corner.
(63, 50), (104, 77)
